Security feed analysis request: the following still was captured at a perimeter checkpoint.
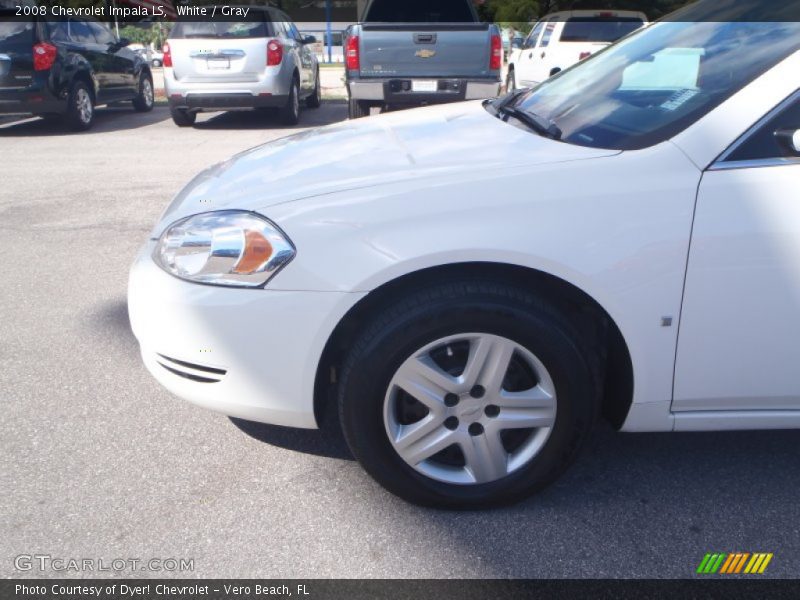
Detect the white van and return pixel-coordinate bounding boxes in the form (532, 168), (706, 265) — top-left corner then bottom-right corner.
(507, 10), (647, 90)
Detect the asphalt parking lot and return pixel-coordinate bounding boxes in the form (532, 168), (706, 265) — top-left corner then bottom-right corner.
(2, 103), (800, 579)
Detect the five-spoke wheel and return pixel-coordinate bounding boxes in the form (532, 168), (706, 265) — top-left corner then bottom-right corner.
(338, 279), (599, 508)
(384, 333), (556, 485)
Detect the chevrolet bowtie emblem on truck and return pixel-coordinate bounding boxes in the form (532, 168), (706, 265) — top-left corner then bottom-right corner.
(415, 49), (436, 59)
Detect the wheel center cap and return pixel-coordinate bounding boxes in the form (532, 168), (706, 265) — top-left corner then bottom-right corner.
(457, 397), (483, 419)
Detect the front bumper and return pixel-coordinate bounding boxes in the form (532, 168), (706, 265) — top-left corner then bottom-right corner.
(348, 78), (501, 105)
(128, 242), (365, 429)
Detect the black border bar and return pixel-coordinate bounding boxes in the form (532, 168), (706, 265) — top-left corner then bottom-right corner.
(2, 0), (800, 24)
(4, 579), (800, 600)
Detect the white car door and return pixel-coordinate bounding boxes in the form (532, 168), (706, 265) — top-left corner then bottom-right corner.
(530, 21), (560, 85)
(674, 91), (800, 413)
(513, 21), (545, 88)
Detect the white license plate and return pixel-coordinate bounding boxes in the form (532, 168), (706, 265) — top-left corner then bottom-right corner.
(207, 59), (230, 70)
(412, 80), (438, 93)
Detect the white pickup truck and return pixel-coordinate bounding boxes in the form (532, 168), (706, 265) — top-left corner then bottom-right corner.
(507, 10), (647, 91)
(345, 0), (503, 119)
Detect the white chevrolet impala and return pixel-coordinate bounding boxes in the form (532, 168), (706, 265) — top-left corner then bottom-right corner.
(129, 14), (800, 507)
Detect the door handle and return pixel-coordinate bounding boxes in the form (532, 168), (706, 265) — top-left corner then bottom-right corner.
(414, 33), (437, 44)
(541, 52), (546, 59)
(528, 52), (533, 59)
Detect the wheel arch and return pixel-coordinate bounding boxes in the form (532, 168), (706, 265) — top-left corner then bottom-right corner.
(313, 262), (633, 431)
(71, 68), (96, 101)
(139, 63), (153, 81)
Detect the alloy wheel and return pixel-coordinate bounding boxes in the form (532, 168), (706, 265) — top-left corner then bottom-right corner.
(142, 78), (154, 108)
(76, 88), (93, 124)
(292, 81), (300, 119)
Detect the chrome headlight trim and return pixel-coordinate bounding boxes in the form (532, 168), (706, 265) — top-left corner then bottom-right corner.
(153, 211), (296, 289)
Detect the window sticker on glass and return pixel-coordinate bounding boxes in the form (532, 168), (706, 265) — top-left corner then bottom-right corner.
(661, 89), (700, 111)
(621, 48), (704, 91)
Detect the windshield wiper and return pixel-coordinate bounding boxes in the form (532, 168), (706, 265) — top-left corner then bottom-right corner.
(483, 88), (526, 114)
(496, 105), (562, 140)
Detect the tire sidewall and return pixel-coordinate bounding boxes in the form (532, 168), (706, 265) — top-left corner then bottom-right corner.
(170, 107), (196, 127)
(134, 73), (154, 112)
(282, 78), (300, 125)
(307, 69), (322, 108)
(340, 295), (596, 508)
(348, 98), (369, 119)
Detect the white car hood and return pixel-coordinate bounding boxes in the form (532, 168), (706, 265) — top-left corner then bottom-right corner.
(153, 101), (619, 235)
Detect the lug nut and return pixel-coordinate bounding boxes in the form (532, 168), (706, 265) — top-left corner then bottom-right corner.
(484, 405), (500, 418)
(444, 416), (459, 431)
(444, 393), (459, 407)
(468, 422), (484, 436)
(470, 385), (485, 399)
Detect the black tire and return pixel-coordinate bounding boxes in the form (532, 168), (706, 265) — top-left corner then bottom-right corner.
(338, 279), (600, 509)
(170, 107), (196, 127)
(506, 68), (516, 93)
(279, 77), (301, 125)
(306, 69), (322, 109)
(348, 98), (371, 119)
(132, 72), (154, 112)
(64, 80), (95, 131)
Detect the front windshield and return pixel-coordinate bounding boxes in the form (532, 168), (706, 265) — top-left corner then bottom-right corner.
(508, 21), (800, 150)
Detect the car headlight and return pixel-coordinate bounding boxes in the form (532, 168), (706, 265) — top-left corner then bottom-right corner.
(154, 211), (296, 288)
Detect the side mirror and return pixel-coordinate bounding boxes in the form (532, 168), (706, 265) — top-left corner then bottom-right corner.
(301, 35), (316, 45)
(775, 129), (800, 156)
(118, 37), (131, 47)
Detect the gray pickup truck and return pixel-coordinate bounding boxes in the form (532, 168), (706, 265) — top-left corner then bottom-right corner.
(344, 0), (503, 118)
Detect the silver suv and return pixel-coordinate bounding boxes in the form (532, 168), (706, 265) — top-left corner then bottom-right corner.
(164, 7), (321, 127)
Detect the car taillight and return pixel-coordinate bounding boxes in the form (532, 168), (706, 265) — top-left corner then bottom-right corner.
(162, 43), (172, 67)
(32, 42), (56, 71)
(345, 35), (360, 71)
(267, 39), (283, 66)
(579, 51), (591, 60)
(490, 34), (502, 70)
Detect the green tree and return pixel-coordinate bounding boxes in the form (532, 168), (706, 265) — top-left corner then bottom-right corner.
(117, 23), (172, 48)
(481, 0), (695, 24)
(118, 25), (151, 45)
(494, 0), (540, 24)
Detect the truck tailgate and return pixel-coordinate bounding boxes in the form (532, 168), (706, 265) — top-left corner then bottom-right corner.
(359, 24), (493, 78)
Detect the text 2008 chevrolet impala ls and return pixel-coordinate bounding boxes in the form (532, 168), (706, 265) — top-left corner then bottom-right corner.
(129, 5), (800, 508)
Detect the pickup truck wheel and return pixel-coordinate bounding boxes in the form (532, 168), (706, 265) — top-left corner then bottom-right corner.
(348, 98), (371, 119)
(132, 73), (154, 112)
(65, 81), (95, 131)
(338, 280), (599, 509)
(506, 69), (517, 93)
(280, 78), (301, 125)
(306, 69), (322, 109)
(170, 107), (196, 127)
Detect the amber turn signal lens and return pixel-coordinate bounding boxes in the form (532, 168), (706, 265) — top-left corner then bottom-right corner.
(233, 230), (273, 274)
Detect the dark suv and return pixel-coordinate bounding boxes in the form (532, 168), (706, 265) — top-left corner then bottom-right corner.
(0, 14), (154, 130)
